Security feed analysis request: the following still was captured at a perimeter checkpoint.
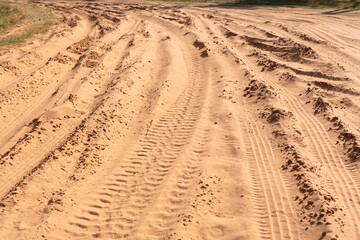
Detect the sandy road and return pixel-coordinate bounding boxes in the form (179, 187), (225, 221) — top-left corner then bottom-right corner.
(0, 1), (359, 239)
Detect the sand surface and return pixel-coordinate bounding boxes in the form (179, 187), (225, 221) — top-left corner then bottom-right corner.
(0, 1), (359, 239)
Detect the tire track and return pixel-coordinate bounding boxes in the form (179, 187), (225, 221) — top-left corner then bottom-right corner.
(275, 88), (360, 238)
(0, 18), (142, 199)
(129, 66), (212, 238)
(129, 120), (210, 239)
(51, 17), (209, 239)
(0, 12), (93, 91)
(62, 63), (207, 238)
(242, 45), (360, 237)
(221, 28), (360, 237)
(0, 35), (95, 150)
(243, 121), (299, 240)
(1, 2), (359, 240)
(0, 11), (134, 152)
(183, 14), (301, 239)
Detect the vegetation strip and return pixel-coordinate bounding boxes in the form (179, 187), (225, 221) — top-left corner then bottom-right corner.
(148, 0), (360, 8)
(0, 1), (52, 47)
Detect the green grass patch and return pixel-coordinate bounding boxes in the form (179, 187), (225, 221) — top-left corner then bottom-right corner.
(0, 1), (53, 47)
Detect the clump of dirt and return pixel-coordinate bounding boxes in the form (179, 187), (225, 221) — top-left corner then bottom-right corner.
(242, 35), (271, 45)
(225, 30), (237, 38)
(45, 189), (64, 213)
(243, 79), (275, 100)
(264, 31), (277, 38)
(98, 24), (115, 38)
(314, 97), (330, 115)
(267, 109), (285, 123)
(143, 31), (151, 38)
(294, 172), (340, 228)
(0, 61), (20, 75)
(258, 57), (279, 71)
(220, 27), (237, 38)
(338, 131), (360, 162)
(27, 118), (42, 133)
(249, 50), (346, 82)
(272, 130), (286, 138)
(249, 51), (280, 71)
(200, 50), (209, 58)
(84, 60), (98, 68)
(193, 40), (209, 57)
(181, 16), (192, 26)
(53, 54), (75, 64)
(127, 4), (148, 11)
(328, 116), (344, 130)
(260, 107), (291, 123)
(161, 36), (171, 41)
(292, 30), (325, 44)
(313, 81), (360, 96)
(339, 132), (356, 141)
(291, 67), (348, 81)
(314, 81), (336, 91)
(88, 15), (98, 22)
(278, 24), (289, 32)
(88, 51), (101, 60)
(280, 144), (307, 172)
(205, 14), (214, 19)
(68, 94), (77, 105)
(280, 72), (296, 82)
(278, 143), (342, 229)
(258, 101), (342, 232)
(67, 37), (92, 55)
(243, 35), (316, 62)
(162, 13), (192, 26)
(172, 8), (181, 13)
(193, 40), (206, 50)
(68, 17), (78, 28)
(101, 13), (120, 23)
(281, 42), (316, 61)
(311, 96), (360, 162)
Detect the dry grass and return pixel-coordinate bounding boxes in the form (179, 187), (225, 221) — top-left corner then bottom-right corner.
(0, 1), (53, 47)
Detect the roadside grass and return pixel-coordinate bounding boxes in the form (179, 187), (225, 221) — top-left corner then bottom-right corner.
(147, 0), (236, 5)
(231, 0), (360, 8)
(148, 0), (360, 9)
(0, 1), (53, 47)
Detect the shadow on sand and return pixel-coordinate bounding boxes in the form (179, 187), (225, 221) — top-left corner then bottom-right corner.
(322, 8), (359, 14)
